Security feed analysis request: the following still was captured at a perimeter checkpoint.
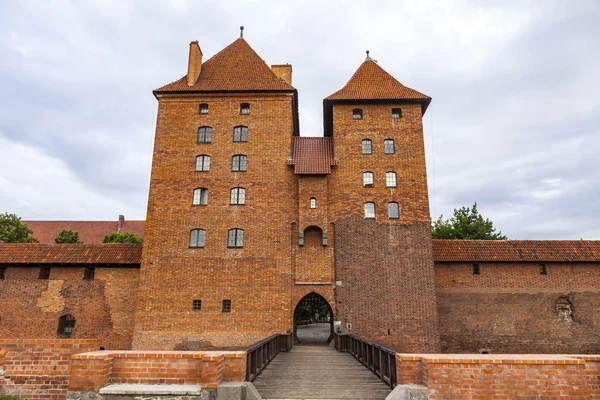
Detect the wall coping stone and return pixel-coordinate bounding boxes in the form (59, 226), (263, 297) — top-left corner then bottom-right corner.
(398, 353), (586, 365)
(99, 383), (203, 395)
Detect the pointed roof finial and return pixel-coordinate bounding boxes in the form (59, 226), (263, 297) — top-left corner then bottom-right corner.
(365, 50), (372, 61)
(240, 26), (244, 39)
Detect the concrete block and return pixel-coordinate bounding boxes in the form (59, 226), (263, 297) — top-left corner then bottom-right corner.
(216, 382), (261, 400)
(386, 384), (429, 400)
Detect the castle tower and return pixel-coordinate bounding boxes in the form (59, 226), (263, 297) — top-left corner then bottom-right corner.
(133, 36), (299, 349)
(324, 54), (441, 352)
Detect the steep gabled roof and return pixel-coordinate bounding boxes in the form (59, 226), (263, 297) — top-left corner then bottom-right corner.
(325, 59), (430, 105)
(0, 244), (142, 265)
(155, 38), (295, 93)
(287, 137), (336, 174)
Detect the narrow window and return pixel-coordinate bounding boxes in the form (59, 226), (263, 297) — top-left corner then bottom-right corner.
(353, 108), (363, 120)
(228, 229), (244, 248)
(233, 126), (248, 142)
(222, 300), (232, 312)
(388, 202), (399, 219)
(195, 155), (211, 171)
(362, 139), (372, 154)
(473, 264), (480, 275)
(197, 126), (213, 143)
(232, 155), (247, 172)
(199, 103), (209, 114)
(193, 299), (202, 310)
(57, 314), (76, 338)
(240, 103), (250, 115)
(540, 263), (547, 275)
(39, 267), (50, 280)
(392, 108), (402, 119)
(364, 202), (375, 219)
(386, 172), (397, 188)
(189, 229), (206, 248)
(0, 267), (5, 280)
(384, 139), (395, 154)
(84, 267), (95, 281)
(310, 197), (316, 209)
(192, 188), (208, 206)
(363, 172), (374, 187)
(230, 187), (246, 205)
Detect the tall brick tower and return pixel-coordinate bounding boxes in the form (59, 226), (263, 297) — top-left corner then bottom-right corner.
(324, 53), (441, 352)
(133, 36), (299, 349)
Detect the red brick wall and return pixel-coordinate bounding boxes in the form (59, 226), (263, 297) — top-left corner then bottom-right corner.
(0, 339), (99, 400)
(0, 266), (139, 350)
(134, 93), (297, 349)
(435, 261), (600, 353)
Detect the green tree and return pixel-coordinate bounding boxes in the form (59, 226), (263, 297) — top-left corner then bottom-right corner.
(54, 229), (82, 244)
(102, 232), (143, 244)
(432, 202), (508, 240)
(0, 213), (38, 243)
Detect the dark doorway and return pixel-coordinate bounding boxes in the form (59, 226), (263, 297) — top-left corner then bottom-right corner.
(294, 292), (333, 345)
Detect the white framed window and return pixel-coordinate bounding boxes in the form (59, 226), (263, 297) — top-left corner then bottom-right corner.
(193, 188), (208, 206)
(228, 229), (244, 248)
(362, 139), (372, 154)
(232, 155), (247, 171)
(310, 197), (316, 209)
(197, 126), (212, 143)
(363, 172), (374, 187)
(189, 229), (206, 248)
(388, 202), (399, 219)
(199, 103), (208, 114)
(392, 108), (402, 119)
(386, 172), (397, 188)
(230, 187), (246, 205)
(384, 139), (395, 154)
(364, 202), (375, 219)
(234, 126), (248, 142)
(353, 108), (363, 119)
(240, 103), (250, 115)
(195, 155), (210, 171)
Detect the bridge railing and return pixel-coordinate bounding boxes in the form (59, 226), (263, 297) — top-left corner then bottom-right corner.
(334, 333), (397, 388)
(245, 333), (292, 382)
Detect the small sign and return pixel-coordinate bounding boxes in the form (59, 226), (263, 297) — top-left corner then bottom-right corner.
(334, 321), (342, 326)
(335, 281), (342, 286)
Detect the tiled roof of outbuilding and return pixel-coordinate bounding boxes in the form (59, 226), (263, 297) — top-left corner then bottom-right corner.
(325, 59), (430, 104)
(0, 244), (142, 265)
(288, 137), (336, 174)
(155, 38), (295, 93)
(23, 220), (145, 244)
(433, 240), (600, 262)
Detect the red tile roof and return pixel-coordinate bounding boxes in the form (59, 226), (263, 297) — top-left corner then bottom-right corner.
(325, 60), (431, 109)
(288, 137), (336, 174)
(155, 38), (295, 93)
(433, 240), (600, 262)
(0, 244), (142, 265)
(23, 220), (145, 244)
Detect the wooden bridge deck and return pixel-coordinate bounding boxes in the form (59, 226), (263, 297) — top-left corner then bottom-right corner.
(253, 345), (392, 400)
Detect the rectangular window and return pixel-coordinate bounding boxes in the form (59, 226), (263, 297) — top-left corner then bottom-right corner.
(364, 203), (375, 219)
(222, 300), (232, 312)
(39, 267), (50, 280)
(473, 264), (480, 275)
(189, 229), (206, 248)
(199, 104), (208, 114)
(388, 203), (399, 219)
(240, 103), (250, 115)
(362, 140), (372, 154)
(540, 263), (547, 275)
(193, 299), (202, 310)
(310, 198), (316, 209)
(230, 188), (246, 205)
(363, 172), (374, 187)
(384, 139), (395, 154)
(84, 267), (95, 280)
(197, 127), (212, 143)
(234, 126), (248, 142)
(353, 108), (363, 119)
(193, 188), (208, 206)
(392, 108), (402, 119)
(196, 155), (210, 171)
(228, 229), (244, 248)
(232, 155), (247, 172)
(386, 172), (397, 188)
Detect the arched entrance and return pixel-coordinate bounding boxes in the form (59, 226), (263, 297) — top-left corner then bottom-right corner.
(293, 292), (334, 345)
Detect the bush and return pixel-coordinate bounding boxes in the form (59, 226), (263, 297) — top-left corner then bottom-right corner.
(102, 232), (143, 244)
(54, 229), (82, 244)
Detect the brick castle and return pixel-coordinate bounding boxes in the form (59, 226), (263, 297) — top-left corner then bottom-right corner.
(1, 34), (600, 356)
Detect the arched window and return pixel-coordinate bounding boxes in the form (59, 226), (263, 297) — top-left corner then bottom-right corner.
(386, 172), (397, 188)
(388, 202), (399, 219)
(57, 314), (76, 338)
(189, 229), (206, 248)
(195, 155), (210, 171)
(362, 139), (372, 154)
(310, 197), (316, 209)
(234, 126), (248, 142)
(230, 187), (246, 205)
(240, 103), (250, 115)
(197, 126), (212, 143)
(364, 202), (375, 219)
(193, 188), (208, 206)
(384, 139), (395, 154)
(363, 172), (374, 187)
(228, 229), (244, 248)
(232, 154), (247, 171)
(392, 108), (402, 119)
(199, 103), (209, 114)
(352, 108), (363, 119)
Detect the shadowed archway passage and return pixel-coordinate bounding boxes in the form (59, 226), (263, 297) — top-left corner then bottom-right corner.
(294, 292), (333, 345)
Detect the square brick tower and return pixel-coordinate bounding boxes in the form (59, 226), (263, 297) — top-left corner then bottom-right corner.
(133, 37), (299, 349)
(324, 54), (441, 352)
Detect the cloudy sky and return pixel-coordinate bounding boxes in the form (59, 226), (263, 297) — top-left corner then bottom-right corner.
(1, 0), (599, 239)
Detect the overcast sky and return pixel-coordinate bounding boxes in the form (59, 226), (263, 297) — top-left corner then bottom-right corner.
(1, 0), (599, 239)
